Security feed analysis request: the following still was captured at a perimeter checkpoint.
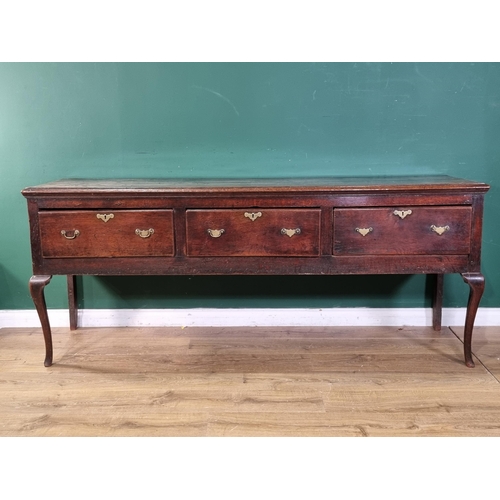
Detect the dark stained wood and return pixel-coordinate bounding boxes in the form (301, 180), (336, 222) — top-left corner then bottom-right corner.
(186, 208), (321, 257)
(333, 206), (472, 255)
(39, 209), (174, 258)
(468, 195), (485, 272)
(461, 273), (486, 368)
(67, 275), (78, 330)
(28, 275), (53, 367)
(20, 175), (490, 194)
(432, 274), (444, 331)
(35, 254), (472, 276)
(21, 176), (490, 367)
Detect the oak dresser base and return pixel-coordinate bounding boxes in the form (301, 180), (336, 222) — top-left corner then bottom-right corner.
(22, 176), (489, 368)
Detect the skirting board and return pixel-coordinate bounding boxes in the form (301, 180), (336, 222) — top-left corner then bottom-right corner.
(1, 308), (500, 328)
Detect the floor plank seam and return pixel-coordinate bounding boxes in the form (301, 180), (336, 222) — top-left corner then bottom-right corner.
(448, 325), (500, 384)
(4, 326), (500, 436)
(472, 359), (500, 384)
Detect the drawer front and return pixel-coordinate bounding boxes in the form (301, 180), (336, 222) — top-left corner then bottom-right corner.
(334, 206), (472, 255)
(39, 210), (174, 258)
(186, 209), (321, 256)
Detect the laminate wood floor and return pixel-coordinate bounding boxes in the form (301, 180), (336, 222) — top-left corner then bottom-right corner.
(1, 325), (500, 436)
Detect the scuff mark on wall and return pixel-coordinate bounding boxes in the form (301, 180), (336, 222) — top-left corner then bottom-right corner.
(192, 85), (240, 116)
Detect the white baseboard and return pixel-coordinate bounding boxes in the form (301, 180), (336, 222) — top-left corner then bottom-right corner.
(1, 307), (500, 328)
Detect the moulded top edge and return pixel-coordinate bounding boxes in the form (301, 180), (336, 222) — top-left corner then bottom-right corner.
(21, 175), (490, 197)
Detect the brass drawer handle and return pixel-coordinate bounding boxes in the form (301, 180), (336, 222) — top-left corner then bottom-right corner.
(281, 228), (301, 238)
(97, 213), (114, 222)
(244, 212), (262, 222)
(355, 227), (373, 237)
(207, 229), (225, 238)
(61, 229), (80, 240)
(393, 209), (412, 219)
(135, 228), (154, 238)
(431, 225), (450, 236)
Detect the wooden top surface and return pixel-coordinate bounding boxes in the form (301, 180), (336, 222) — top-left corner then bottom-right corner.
(22, 175), (490, 196)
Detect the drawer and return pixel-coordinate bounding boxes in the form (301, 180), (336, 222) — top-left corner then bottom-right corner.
(186, 209), (321, 256)
(39, 210), (174, 258)
(334, 206), (472, 255)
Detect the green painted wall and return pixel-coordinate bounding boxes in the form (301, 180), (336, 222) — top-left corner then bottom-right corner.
(1, 62), (499, 311)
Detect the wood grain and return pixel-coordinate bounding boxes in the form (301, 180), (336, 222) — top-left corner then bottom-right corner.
(2, 325), (500, 436)
(22, 176), (489, 369)
(21, 175), (490, 195)
(39, 209), (174, 258)
(186, 208), (321, 257)
(333, 206), (472, 255)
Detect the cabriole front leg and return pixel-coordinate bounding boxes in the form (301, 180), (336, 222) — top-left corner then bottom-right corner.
(29, 275), (53, 367)
(461, 272), (485, 368)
